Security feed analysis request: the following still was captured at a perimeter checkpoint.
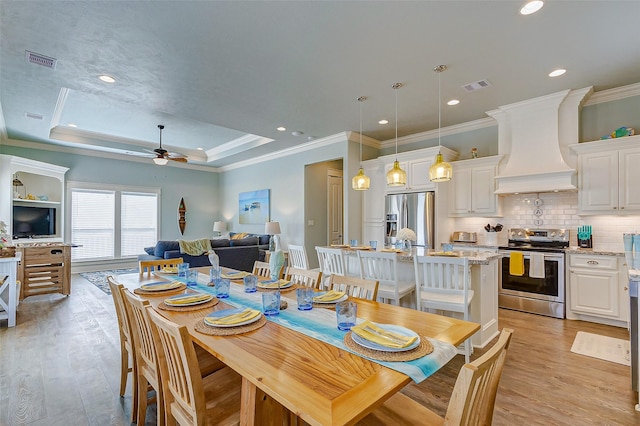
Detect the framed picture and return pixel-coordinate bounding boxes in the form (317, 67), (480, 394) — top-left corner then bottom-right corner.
(239, 189), (270, 224)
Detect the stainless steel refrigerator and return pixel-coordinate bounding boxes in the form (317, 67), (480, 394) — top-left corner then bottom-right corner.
(384, 192), (435, 248)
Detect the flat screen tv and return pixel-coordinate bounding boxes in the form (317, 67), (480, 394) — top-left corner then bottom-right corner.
(12, 205), (56, 238)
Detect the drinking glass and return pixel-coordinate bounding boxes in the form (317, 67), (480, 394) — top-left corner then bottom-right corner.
(443, 243), (454, 253)
(209, 267), (221, 283)
(215, 278), (230, 298)
(262, 291), (281, 316)
(369, 240), (378, 250)
(186, 269), (198, 286)
(336, 301), (357, 331)
(350, 239), (358, 247)
(296, 287), (314, 311)
(178, 262), (190, 279)
(243, 274), (258, 293)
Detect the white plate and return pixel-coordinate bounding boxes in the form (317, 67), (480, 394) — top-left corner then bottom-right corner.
(313, 291), (348, 304)
(257, 279), (292, 289)
(221, 271), (249, 280)
(351, 324), (420, 353)
(140, 281), (183, 292)
(164, 293), (213, 307)
(204, 308), (262, 328)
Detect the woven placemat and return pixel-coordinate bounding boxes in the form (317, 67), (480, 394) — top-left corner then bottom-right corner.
(194, 315), (267, 336)
(343, 332), (433, 362)
(157, 297), (219, 312)
(133, 283), (187, 296)
(312, 302), (337, 309)
(257, 284), (297, 293)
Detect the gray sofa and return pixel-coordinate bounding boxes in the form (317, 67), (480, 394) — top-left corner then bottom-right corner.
(138, 233), (270, 272)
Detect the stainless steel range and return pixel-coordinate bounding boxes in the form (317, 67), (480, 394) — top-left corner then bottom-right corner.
(498, 228), (569, 319)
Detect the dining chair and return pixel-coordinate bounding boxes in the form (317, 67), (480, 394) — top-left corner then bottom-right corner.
(139, 258), (184, 276)
(414, 255), (474, 363)
(326, 274), (379, 301)
(106, 276), (138, 424)
(359, 328), (513, 426)
(146, 306), (242, 426)
(288, 244), (310, 269)
(284, 267), (322, 289)
(315, 246), (347, 289)
(356, 250), (414, 306)
(252, 260), (271, 278)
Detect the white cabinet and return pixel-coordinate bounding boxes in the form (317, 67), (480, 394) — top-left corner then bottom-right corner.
(407, 158), (436, 191)
(448, 156), (501, 217)
(572, 136), (640, 214)
(381, 146), (457, 194)
(361, 159), (385, 246)
(568, 254), (629, 326)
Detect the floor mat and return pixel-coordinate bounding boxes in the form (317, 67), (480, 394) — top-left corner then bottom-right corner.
(570, 331), (631, 366)
(79, 269), (139, 294)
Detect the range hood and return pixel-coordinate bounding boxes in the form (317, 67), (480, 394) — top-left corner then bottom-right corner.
(487, 87), (592, 194)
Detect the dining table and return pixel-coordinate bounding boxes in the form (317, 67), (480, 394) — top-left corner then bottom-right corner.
(116, 266), (480, 426)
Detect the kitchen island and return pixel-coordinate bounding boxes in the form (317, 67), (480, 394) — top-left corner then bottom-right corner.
(340, 247), (502, 348)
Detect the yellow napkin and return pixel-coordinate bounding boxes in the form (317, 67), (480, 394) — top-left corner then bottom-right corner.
(164, 293), (212, 306)
(140, 281), (182, 291)
(351, 321), (418, 348)
(257, 279), (290, 289)
(204, 308), (261, 326)
(313, 290), (345, 302)
(161, 266), (179, 273)
(509, 252), (524, 276)
(221, 271), (250, 280)
(381, 248), (403, 253)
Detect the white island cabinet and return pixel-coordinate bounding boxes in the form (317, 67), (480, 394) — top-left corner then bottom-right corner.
(341, 247), (501, 349)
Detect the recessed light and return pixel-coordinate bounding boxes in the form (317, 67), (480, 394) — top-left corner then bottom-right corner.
(548, 68), (566, 77)
(378, 119), (389, 125)
(291, 131), (304, 136)
(520, 1), (544, 15)
(196, 147), (203, 150)
(307, 136), (316, 141)
(447, 99), (460, 106)
(68, 123), (77, 128)
(99, 75), (115, 83)
(277, 126), (286, 131)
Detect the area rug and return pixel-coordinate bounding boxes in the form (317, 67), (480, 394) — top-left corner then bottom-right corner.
(79, 269), (139, 295)
(570, 331), (631, 366)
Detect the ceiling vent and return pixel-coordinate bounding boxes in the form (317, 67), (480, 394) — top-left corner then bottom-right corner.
(25, 51), (57, 69)
(24, 112), (44, 120)
(462, 79), (491, 92)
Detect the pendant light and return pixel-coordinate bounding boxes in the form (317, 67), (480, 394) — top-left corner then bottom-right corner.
(352, 96), (370, 190)
(386, 83), (407, 186)
(429, 65), (453, 182)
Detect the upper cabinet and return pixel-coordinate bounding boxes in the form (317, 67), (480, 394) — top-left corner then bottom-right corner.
(382, 146), (458, 194)
(448, 156), (502, 217)
(571, 136), (640, 214)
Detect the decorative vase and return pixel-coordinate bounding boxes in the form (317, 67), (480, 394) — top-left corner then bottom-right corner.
(269, 237), (285, 280)
(403, 239), (412, 252)
(208, 250), (220, 270)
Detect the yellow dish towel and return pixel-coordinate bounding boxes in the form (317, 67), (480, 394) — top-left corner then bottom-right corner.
(313, 290), (345, 302)
(204, 309), (261, 326)
(164, 293), (212, 306)
(221, 271), (250, 280)
(140, 281), (182, 291)
(178, 238), (212, 256)
(258, 279), (290, 289)
(351, 321), (418, 348)
(510, 252), (525, 276)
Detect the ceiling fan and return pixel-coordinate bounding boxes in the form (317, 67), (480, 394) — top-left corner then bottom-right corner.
(145, 124), (188, 165)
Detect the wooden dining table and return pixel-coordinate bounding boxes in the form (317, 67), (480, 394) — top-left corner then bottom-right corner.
(117, 267), (480, 426)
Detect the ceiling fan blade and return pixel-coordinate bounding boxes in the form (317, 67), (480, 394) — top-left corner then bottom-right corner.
(168, 157), (188, 163)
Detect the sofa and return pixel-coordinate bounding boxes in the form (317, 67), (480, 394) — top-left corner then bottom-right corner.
(138, 233), (270, 272)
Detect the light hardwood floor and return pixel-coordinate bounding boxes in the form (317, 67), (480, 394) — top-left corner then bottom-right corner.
(1, 275), (639, 425)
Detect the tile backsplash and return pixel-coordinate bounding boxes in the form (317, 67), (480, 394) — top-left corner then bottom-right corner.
(452, 193), (640, 252)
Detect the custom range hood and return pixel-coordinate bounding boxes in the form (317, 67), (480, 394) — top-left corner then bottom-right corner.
(487, 87), (592, 194)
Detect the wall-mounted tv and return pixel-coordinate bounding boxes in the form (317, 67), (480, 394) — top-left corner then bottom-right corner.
(12, 205), (56, 238)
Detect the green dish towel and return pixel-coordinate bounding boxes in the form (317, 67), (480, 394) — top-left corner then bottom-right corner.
(178, 238), (212, 256)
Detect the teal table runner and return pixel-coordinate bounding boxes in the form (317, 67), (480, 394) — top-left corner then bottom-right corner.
(177, 273), (457, 383)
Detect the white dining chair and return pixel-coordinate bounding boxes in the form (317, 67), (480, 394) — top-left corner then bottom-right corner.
(357, 250), (414, 306)
(288, 244), (310, 270)
(414, 254), (474, 363)
(315, 247), (347, 289)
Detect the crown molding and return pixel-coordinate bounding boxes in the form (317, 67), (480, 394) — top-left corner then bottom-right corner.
(584, 81), (640, 106)
(379, 117), (496, 149)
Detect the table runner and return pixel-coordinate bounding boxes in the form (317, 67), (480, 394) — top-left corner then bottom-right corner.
(180, 273), (457, 383)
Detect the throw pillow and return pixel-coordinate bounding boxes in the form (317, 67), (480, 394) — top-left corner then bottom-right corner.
(230, 232), (250, 240)
(144, 246), (155, 255)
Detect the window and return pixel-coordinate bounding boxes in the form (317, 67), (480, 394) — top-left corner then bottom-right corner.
(69, 183), (159, 261)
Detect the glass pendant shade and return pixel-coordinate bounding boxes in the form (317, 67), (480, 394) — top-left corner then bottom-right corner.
(386, 160), (407, 186)
(352, 167), (370, 190)
(428, 153), (453, 182)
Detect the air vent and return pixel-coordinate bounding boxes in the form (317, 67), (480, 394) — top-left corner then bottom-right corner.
(462, 79), (491, 92)
(25, 51), (57, 69)
(25, 112), (44, 120)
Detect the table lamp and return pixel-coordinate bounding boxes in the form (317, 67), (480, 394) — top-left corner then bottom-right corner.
(213, 221), (227, 237)
(265, 221), (281, 251)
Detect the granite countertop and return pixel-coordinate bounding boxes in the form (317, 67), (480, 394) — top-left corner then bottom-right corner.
(340, 246), (502, 265)
(565, 247), (624, 257)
